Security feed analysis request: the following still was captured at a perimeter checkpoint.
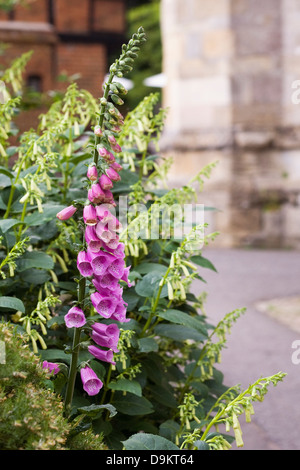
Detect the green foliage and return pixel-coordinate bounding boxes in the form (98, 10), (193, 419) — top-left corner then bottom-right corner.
(125, 0), (162, 109)
(0, 27), (286, 451)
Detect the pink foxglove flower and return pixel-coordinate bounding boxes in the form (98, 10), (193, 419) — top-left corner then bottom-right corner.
(94, 125), (102, 136)
(107, 134), (117, 145)
(107, 257), (125, 279)
(91, 328), (120, 352)
(98, 272), (120, 290)
(65, 306), (86, 328)
(105, 167), (121, 182)
(85, 225), (102, 253)
(83, 204), (98, 225)
(111, 303), (130, 323)
(91, 292), (117, 318)
(90, 183), (105, 204)
(80, 366), (103, 396)
(110, 162), (123, 172)
(87, 165), (98, 181)
(111, 143), (122, 154)
(91, 321), (120, 339)
(95, 221), (114, 244)
(56, 205), (77, 221)
(42, 361), (60, 375)
(77, 251), (93, 277)
(88, 345), (116, 365)
(88, 249), (114, 276)
(121, 265), (133, 286)
(99, 174), (113, 190)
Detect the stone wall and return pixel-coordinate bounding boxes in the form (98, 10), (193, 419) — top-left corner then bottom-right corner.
(160, 0), (300, 249)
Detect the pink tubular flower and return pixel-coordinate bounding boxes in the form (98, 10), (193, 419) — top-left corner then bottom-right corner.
(91, 324), (120, 352)
(56, 205), (77, 221)
(95, 221), (115, 244)
(77, 251), (93, 277)
(98, 271), (119, 290)
(83, 204), (98, 225)
(107, 257), (125, 279)
(107, 134), (117, 145)
(89, 183), (105, 204)
(111, 303), (130, 323)
(99, 174), (113, 190)
(88, 249), (114, 276)
(91, 292), (117, 318)
(121, 265), (133, 286)
(111, 143), (122, 154)
(87, 165), (98, 181)
(85, 226), (102, 252)
(105, 167), (121, 182)
(110, 162), (123, 172)
(42, 360), (60, 375)
(94, 125), (102, 136)
(65, 306), (86, 328)
(88, 345), (116, 365)
(80, 366), (103, 396)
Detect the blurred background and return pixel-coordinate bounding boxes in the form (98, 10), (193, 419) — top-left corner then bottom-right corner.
(1, 0), (300, 450)
(1, 0), (300, 250)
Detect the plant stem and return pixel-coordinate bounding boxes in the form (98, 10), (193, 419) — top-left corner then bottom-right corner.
(4, 153), (26, 219)
(93, 72), (114, 166)
(64, 276), (86, 415)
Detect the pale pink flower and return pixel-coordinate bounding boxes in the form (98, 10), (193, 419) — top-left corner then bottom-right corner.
(83, 205), (97, 225)
(56, 205), (77, 220)
(87, 165), (98, 181)
(105, 167), (121, 182)
(99, 174), (113, 190)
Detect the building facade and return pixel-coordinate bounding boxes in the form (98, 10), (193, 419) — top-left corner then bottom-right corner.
(161, 0), (300, 249)
(0, 0), (126, 105)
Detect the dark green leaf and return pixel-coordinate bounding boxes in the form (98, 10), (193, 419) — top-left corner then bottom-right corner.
(16, 251), (54, 271)
(108, 378), (142, 397)
(122, 433), (180, 450)
(78, 403), (117, 419)
(157, 309), (208, 336)
(190, 255), (218, 272)
(0, 296), (25, 313)
(113, 392), (154, 416)
(138, 337), (158, 353)
(154, 324), (207, 342)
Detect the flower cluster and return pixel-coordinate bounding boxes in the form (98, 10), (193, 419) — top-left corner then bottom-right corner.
(56, 130), (132, 397)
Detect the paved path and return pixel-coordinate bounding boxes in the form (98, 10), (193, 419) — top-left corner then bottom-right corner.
(191, 248), (300, 450)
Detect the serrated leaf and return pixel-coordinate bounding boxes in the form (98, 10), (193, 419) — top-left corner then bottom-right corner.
(122, 433), (180, 450)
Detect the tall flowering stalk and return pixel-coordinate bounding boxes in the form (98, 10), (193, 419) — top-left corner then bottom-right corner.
(62, 27), (146, 414)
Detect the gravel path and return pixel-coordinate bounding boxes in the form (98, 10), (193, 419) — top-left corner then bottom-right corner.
(191, 247), (300, 450)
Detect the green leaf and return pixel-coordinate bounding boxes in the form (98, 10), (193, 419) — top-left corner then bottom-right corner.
(16, 251), (54, 271)
(0, 296), (25, 313)
(137, 337), (158, 353)
(135, 272), (168, 298)
(154, 324), (207, 343)
(0, 218), (22, 233)
(77, 403), (117, 419)
(122, 433), (180, 450)
(108, 378), (142, 397)
(157, 309), (208, 336)
(190, 255), (218, 272)
(24, 204), (67, 226)
(112, 392), (154, 416)
(135, 262), (168, 275)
